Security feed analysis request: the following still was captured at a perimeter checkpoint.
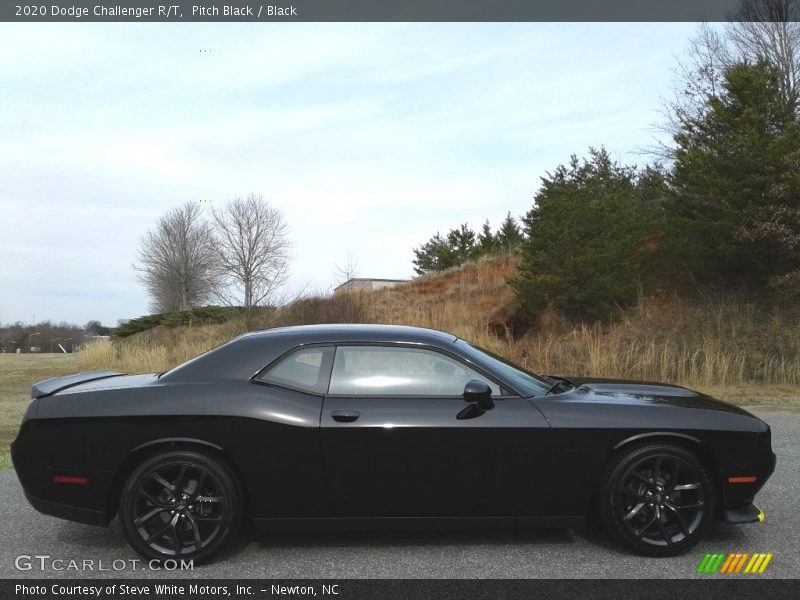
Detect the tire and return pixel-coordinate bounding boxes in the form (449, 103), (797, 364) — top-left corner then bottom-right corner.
(596, 443), (716, 556)
(119, 450), (241, 563)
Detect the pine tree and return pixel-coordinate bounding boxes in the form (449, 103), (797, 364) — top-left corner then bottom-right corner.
(668, 60), (800, 286)
(412, 232), (454, 275)
(412, 224), (478, 274)
(476, 220), (497, 255)
(495, 212), (524, 252)
(510, 148), (664, 320)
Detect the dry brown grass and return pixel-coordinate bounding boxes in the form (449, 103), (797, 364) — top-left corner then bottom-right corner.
(76, 254), (800, 400)
(0, 353), (80, 468)
(78, 320), (250, 375)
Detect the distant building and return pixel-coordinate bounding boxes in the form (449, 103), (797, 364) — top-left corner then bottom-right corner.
(334, 278), (409, 294)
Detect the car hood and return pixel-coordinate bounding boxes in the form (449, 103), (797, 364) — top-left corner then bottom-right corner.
(559, 376), (755, 417)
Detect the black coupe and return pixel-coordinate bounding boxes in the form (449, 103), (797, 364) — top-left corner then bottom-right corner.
(12, 324), (775, 562)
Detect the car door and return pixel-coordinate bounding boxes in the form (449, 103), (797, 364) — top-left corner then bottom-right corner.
(320, 344), (550, 518)
(245, 344), (335, 518)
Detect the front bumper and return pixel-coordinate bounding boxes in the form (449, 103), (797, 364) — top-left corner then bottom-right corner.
(723, 502), (765, 524)
(720, 443), (775, 524)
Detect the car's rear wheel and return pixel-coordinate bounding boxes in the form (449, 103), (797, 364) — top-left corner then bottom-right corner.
(597, 443), (716, 556)
(119, 450), (241, 563)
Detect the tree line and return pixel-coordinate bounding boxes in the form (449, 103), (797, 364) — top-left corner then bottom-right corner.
(0, 320), (110, 353)
(414, 5), (800, 322)
(136, 194), (290, 314)
(412, 213), (524, 274)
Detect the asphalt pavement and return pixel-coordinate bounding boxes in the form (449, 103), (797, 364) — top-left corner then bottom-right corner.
(1, 408), (797, 579)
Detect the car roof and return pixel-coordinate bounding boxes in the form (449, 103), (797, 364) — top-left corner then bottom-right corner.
(238, 323), (458, 345)
(160, 324), (460, 383)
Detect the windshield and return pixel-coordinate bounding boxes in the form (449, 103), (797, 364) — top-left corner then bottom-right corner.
(455, 340), (550, 396)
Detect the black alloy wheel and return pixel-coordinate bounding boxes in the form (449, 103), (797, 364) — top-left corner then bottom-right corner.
(598, 444), (716, 556)
(120, 450), (241, 562)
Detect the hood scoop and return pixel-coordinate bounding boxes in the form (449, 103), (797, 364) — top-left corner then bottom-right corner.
(578, 382), (698, 398)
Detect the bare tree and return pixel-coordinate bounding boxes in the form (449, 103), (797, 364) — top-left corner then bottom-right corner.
(654, 1), (800, 159)
(730, 0), (800, 108)
(333, 252), (360, 285)
(677, 25), (734, 113)
(135, 202), (219, 313)
(212, 194), (290, 310)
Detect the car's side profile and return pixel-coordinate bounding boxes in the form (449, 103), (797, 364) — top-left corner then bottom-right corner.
(12, 324), (776, 562)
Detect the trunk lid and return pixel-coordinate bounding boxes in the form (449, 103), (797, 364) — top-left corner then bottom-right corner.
(31, 370), (123, 398)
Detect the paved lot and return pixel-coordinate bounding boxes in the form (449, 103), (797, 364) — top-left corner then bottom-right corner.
(1, 408), (797, 579)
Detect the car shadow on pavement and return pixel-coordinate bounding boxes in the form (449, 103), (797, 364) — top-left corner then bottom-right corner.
(570, 525), (626, 555)
(223, 527), (577, 557)
(53, 518), (129, 552)
(571, 520), (750, 554)
(45, 518), (575, 568)
(49, 516), (751, 568)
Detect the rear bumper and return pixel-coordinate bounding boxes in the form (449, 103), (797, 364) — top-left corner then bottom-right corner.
(23, 490), (109, 526)
(12, 429), (115, 528)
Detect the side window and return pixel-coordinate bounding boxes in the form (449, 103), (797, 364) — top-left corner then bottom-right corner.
(258, 347), (332, 394)
(328, 346), (501, 397)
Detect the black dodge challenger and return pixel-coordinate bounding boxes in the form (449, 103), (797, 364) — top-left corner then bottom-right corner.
(12, 324), (775, 562)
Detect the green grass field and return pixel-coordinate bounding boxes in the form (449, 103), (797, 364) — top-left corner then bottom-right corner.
(0, 352), (798, 469)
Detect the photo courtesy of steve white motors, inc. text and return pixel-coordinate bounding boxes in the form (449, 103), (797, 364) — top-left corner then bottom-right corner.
(15, 583), (340, 597)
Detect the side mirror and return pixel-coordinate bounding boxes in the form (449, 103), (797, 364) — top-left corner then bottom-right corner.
(463, 380), (494, 410)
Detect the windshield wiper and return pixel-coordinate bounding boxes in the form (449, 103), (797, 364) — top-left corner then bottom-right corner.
(544, 381), (564, 395)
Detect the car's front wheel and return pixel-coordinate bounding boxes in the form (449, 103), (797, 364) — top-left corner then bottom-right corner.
(597, 443), (716, 556)
(119, 450), (241, 563)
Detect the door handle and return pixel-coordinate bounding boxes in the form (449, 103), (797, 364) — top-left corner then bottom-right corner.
(331, 410), (360, 423)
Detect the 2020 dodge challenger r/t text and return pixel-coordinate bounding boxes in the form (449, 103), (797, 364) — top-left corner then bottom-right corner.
(12, 325), (775, 562)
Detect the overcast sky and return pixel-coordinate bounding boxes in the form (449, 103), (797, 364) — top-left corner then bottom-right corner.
(0, 22), (699, 326)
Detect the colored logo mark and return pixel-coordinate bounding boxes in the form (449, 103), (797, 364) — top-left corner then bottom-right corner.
(696, 552), (773, 574)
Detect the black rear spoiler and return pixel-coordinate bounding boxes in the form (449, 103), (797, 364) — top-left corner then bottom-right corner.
(31, 370), (123, 399)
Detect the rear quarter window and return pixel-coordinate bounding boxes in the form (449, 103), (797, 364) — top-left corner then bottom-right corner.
(257, 347), (333, 394)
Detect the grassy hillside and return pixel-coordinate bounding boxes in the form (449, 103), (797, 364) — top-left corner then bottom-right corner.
(77, 256), (521, 374)
(78, 255), (800, 394)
